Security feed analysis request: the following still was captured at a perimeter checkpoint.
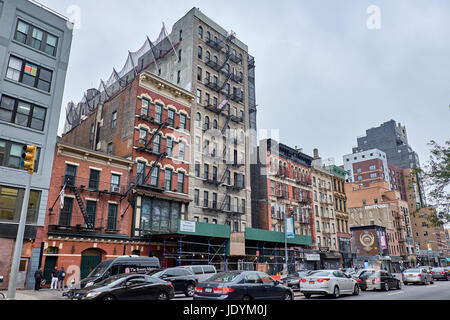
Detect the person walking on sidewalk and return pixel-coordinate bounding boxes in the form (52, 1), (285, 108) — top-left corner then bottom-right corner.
(34, 268), (44, 291)
(51, 267), (59, 290)
(57, 267), (66, 291)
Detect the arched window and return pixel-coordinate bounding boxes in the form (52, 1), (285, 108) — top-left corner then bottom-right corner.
(225, 63), (230, 73)
(213, 119), (218, 129)
(206, 51), (210, 61)
(198, 26), (203, 39)
(198, 46), (203, 59)
(196, 112), (202, 128)
(204, 116), (210, 130)
(213, 55), (218, 64)
(206, 31), (211, 41)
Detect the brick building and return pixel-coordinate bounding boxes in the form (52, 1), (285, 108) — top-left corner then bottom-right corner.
(41, 142), (134, 285)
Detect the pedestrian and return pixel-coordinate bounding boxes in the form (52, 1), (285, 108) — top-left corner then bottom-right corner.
(51, 266), (59, 290)
(57, 267), (66, 291)
(34, 268), (44, 291)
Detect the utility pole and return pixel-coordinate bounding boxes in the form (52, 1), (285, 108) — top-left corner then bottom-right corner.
(7, 145), (36, 300)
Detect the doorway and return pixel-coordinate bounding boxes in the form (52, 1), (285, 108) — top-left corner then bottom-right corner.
(80, 249), (103, 280)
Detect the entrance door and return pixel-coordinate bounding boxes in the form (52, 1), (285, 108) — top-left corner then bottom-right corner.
(80, 249), (103, 280)
(43, 256), (57, 284)
(17, 258), (29, 289)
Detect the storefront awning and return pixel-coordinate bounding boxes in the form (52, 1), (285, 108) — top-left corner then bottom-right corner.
(324, 252), (342, 260)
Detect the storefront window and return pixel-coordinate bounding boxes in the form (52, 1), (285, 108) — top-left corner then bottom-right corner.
(0, 186), (40, 223)
(139, 197), (181, 236)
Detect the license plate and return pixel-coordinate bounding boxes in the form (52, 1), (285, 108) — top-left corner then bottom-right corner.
(309, 281), (315, 284)
(205, 288), (212, 293)
(408, 274), (413, 277)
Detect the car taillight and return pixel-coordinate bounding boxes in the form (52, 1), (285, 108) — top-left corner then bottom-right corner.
(194, 287), (204, 293)
(317, 278), (330, 283)
(213, 287), (235, 294)
(418, 274), (421, 277)
(441, 272), (445, 274)
(300, 279), (307, 283)
(373, 279), (381, 283)
(357, 279), (362, 282)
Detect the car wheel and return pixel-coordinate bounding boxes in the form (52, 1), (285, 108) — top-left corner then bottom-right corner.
(102, 294), (115, 301)
(333, 286), (340, 298)
(157, 291), (169, 300)
(242, 295), (252, 301)
(185, 283), (195, 297)
(283, 291), (293, 300)
(383, 282), (389, 291)
(430, 280), (434, 284)
(353, 285), (360, 296)
(303, 293), (312, 299)
(361, 287), (366, 291)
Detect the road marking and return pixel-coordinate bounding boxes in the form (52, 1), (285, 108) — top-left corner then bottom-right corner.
(388, 291), (404, 296)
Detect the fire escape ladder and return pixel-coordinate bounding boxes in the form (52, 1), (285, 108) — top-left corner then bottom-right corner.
(220, 53), (232, 71)
(221, 112), (232, 135)
(145, 122), (168, 149)
(73, 187), (94, 229)
(219, 72), (233, 93)
(143, 151), (168, 185)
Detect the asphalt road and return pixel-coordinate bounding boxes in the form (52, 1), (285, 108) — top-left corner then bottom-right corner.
(172, 279), (450, 301)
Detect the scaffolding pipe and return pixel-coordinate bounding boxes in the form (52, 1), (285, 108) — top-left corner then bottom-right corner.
(178, 237), (182, 266)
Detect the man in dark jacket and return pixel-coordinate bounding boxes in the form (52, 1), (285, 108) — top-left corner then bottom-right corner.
(57, 267), (66, 290)
(34, 268), (44, 291)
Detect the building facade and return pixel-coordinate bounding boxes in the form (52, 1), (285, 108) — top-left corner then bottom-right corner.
(0, 0), (72, 290)
(42, 142), (134, 285)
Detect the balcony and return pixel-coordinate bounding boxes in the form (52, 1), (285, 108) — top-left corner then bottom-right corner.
(229, 92), (243, 103)
(298, 197), (312, 206)
(229, 114), (243, 123)
(228, 53), (242, 64)
(226, 182), (245, 192)
(297, 216), (311, 224)
(204, 79), (222, 92)
(321, 214), (333, 220)
(62, 175), (126, 195)
(274, 192), (288, 199)
(201, 200), (220, 212)
(296, 178), (312, 187)
(226, 205), (246, 215)
(205, 39), (224, 52)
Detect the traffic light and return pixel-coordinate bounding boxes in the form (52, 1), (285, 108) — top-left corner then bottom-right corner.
(21, 145), (37, 174)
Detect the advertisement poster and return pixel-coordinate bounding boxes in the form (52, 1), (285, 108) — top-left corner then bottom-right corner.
(285, 217), (295, 239)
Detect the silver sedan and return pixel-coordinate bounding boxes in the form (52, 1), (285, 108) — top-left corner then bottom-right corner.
(402, 268), (434, 285)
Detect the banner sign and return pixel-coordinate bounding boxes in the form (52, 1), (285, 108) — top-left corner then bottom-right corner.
(285, 217), (295, 239)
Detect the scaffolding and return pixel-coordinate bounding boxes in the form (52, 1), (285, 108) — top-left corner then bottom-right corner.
(64, 24), (180, 134)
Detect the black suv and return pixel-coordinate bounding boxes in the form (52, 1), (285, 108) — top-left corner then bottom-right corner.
(147, 267), (197, 297)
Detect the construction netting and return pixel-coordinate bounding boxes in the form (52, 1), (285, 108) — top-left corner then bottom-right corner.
(64, 24), (180, 133)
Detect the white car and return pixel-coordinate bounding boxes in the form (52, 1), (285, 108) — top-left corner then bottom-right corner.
(300, 270), (360, 298)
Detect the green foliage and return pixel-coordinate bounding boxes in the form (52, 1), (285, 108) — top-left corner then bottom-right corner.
(418, 139), (450, 226)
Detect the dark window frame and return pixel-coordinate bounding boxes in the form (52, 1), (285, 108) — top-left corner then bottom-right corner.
(14, 19), (59, 57)
(6, 56), (53, 92)
(0, 94), (47, 131)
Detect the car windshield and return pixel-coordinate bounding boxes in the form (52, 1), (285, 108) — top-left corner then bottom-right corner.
(207, 272), (241, 283)
(310, 271), (330, 277)
(146, 269), (162, 276)
(405, 269), (420, 273)
(86, 260), (113, 278)
(359, 270), (376, 279)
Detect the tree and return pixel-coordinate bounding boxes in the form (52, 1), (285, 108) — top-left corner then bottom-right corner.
(415, 139), (450, 226)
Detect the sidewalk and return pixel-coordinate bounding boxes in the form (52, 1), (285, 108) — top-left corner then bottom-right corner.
(0, 288), (67, 300)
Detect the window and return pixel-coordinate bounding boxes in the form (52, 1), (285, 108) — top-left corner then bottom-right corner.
(0, 186), (41, 223)
(14, 20), (58, 56)
(206, 31), (211, 41)
(356, 168), (362, 173)
(195, 136), (201, 152)
(164, 169), (172, 191)
(88, 169), (100, 190)
(212, 166), (218, 180)
(154, 104), (163, 123)
(166, 137), (173, 157)
(179, 30), (182, 41)
(178, 142), (185, 160)
(111, 111), (117, 128)
(369, 165), (376, 171)
(179, 113), (187, 130)
(178, 49), (182, 62)
(6, 56), (53, 92)
(177, 70), (181, 84)
(59, 197), (73, 226)
(358, 176), (363, 181)
(167, 109), (175, 127)
(195, 162), (200, 177)
(212, 193), (218, 209)
(195, 112), (202, 128)
(107, 204), (118, 230)
(89, 124), (95, 143)
(196, 89), (202, 103)
(370, 173), (377, 178)
(197, 66), (202, 81)
(204, 116), (210, 130)
(206, 50), (210, 61)
(0, 95), (46, 131)
(64, 164), (77, 186)
(204, 164), (209, 180)
(136, 162), (146, 185)
(194, 189), (199, 206)
(141, 98), (150, 116)
(204, 191), (209, 207)
(110, 174), (121, 192)
(85, 200), (97, 227)
(198, 26), (203, 38)
(198, 46), (203, 60)
(139, 128), (148, 145)
(150, 166), (159, 187)
(177, 172), (185, 193)
(153, 134), (161, 153)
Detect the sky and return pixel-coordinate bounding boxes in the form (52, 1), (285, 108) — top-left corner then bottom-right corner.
(38, 0), (450, 167)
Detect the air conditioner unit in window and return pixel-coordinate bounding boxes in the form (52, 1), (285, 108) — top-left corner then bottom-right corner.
(111, 186), (120, 193)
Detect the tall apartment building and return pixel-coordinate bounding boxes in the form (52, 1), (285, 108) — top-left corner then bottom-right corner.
(251, 139), (314, 272)
(353, 119), (425, 204)
(311, 150), (342, 269)
(0, 0), (72, 290)
(154, 8), (253, 232)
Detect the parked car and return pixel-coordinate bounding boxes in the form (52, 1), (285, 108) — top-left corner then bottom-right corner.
(281, 270), (313, 291)
(402, 268), (434, 285)
(147, 267), (197, 297)
(354, 269), (378, 290)
(193, 271), (294, 300)
(358, 270), (401, 291)
(341, 268), (356, 275)
(69, 274), (174, 300)
(180, 265), (217, 282)
(300, 270), (359, 298)
(431, 267), (450, 281)
(77, 256), (160, 289)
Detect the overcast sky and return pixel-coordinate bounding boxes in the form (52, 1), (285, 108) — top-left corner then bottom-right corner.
(39, 0), (450, 167)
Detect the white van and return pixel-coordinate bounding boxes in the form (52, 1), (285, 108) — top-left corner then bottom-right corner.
(180, 265), (217, 282)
